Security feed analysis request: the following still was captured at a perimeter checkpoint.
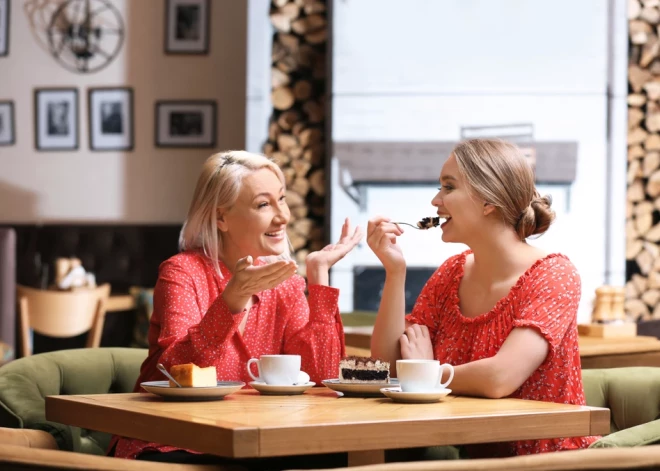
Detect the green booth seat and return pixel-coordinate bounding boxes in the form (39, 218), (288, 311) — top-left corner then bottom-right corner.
(0, 347), (147, 455)
(584, 367), (660, 448)
(341, 311), (377, 327)
(1, 348), (660, 458)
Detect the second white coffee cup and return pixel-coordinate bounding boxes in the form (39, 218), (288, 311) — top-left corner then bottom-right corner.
(247, 354), (309, 385)
(396, 359), (454, 393)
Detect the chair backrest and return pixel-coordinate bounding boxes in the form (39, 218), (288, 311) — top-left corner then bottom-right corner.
(17, 284), (111, 357)
(0, 347), (147, 454)
(583, 367), (660, 433)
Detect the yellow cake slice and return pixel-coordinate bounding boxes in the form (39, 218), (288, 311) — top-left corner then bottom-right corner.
(169, 363), (217, 388)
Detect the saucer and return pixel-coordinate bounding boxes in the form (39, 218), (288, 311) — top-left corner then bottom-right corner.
(249, 381), (316, 395)
(322, 378), (399, 397)
(140, 381), (245, 401)
(380, 387), (452, 404)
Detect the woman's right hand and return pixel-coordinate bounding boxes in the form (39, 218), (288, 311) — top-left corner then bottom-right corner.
(223, 256), (297, 313)
(367, 216), (406, 274)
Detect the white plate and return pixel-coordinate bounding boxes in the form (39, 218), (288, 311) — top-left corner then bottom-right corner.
(380, 387), (452, 404)
(140, 381), (245, 401)
(249, 381), (315, 395)
(322, 378), (399, 397)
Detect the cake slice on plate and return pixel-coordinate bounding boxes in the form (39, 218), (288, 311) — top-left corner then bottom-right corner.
(339, 356), (390, 383)
(169, 363), (217, 388)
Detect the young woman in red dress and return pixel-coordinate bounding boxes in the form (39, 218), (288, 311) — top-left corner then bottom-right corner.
(368, 138), (598, 457)
(111, 151), (362, 463)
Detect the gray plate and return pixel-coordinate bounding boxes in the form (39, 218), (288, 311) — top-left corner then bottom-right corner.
(322, 378), (399, 397)
(140, 380), (245, 401)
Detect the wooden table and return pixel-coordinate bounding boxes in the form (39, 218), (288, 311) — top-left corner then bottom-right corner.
(46, 388), (609, 466)
(344, 326), (660, 369)
(579, 335), (660, 368)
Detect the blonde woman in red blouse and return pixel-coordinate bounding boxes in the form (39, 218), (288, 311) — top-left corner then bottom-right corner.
(368, 138), (598, 458)
(112, 151), (362, 463)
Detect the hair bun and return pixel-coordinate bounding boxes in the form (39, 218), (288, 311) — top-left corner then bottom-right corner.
(532, 194), (552, 209)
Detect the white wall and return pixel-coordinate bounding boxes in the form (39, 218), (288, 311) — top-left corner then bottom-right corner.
(330, 0), (626, 322)
(246, 0), (273, 154)
(0, 1), (248, 223)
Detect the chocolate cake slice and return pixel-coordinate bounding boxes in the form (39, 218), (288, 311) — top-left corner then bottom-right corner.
(339, 356), (390, 383)
(416, 216), (441, 229)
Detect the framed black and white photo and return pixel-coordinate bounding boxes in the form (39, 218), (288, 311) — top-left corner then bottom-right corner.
(165, 0), (210, 54)
(88, 87), (133, 151)
(0, 0), (9, 57)
(155, 100), (216, 148)
(34, 88), (78, 151)
(0, 101), (14, 146)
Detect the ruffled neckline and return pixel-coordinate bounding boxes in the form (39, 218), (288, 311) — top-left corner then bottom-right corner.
(450, 250), (568, 324)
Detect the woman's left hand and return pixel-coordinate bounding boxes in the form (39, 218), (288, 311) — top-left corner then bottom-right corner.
(305, 218), (363, 285)
(400, 324), (434, 360)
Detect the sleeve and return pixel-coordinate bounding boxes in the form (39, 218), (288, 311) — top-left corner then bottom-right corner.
(280, 275), (346, 383)
(512, 257), (581, 365)
(154, 260), (244, 369)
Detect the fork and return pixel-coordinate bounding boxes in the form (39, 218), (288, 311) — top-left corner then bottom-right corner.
(157, 363), (182, 388)
(392, 222), (423, 230)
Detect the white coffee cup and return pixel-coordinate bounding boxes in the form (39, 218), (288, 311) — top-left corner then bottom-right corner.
(247, 354), (309, 385)
(396, 359), (454, 393)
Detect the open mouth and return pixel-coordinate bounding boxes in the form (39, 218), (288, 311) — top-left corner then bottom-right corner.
(438, 214), (451, 227)
(265, 230), (284, 237)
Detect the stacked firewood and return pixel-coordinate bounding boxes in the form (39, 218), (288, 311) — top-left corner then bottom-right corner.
(627, 0), (660, 319)
(263, 0), (328, 276)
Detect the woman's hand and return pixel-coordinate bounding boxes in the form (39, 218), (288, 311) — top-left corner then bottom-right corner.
(306, 218), (363, 285)
(400, 324), (434, 360)
(223, 256), (297, 313)
(366, 216), (406, 274)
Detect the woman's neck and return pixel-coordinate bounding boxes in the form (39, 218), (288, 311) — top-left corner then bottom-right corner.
(467, 226), (535, 281)
(218, 240), (254, 274)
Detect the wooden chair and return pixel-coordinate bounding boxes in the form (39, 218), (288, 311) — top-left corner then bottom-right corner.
(16, 284), (111, 357)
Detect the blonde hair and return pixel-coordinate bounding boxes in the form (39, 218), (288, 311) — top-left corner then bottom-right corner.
(451, 138), (555, 240)
(179, 150), (292, 276)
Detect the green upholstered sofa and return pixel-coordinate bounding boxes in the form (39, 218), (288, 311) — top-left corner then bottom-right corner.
(0, 347), (147, 455)
(583, 367), (660, 448)
(1, 347), (659, 458)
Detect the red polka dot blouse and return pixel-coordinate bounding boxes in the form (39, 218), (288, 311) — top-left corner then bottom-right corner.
(406, 251), (599, 457)
(111, 251), (345, 459)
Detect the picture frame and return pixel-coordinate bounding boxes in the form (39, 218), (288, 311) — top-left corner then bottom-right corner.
(165, 0), (210, 54)
(0, 0), (9, 57)
(155, 100), (216, 148)
(88, 87), (134, 151)
(34, 88), (78, 151)
(0, 100), (14, 146)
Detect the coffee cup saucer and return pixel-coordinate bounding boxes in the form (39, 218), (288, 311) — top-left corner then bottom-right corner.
(249, 381), (316, 395)
(380, 387), (452, 404)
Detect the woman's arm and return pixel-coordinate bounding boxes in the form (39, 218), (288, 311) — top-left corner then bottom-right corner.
(371, 270), (407, 369)
(447, 327), (549, 398)
(403, 325), (548, 398)
(281, 276), (345, 383)
(366, 216), (409, 371)
(305, 217), (363, 288)
(154, 260), (245, 369)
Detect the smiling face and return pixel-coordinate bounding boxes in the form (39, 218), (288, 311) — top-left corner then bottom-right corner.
(431, 154), (491, 244)
(217, 167), (290, 262)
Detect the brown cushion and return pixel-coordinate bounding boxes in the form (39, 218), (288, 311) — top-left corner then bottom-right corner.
(0, 444), (241, 471)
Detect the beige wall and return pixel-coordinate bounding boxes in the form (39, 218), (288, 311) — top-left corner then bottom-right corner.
(0, 0), (247, 223)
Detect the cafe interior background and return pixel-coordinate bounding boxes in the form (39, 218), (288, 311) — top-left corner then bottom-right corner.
(0, 0), (653, 358)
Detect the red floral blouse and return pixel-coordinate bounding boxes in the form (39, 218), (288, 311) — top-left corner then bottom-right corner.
(405, 251), (599, 457)
(111, 251), (345, 459)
